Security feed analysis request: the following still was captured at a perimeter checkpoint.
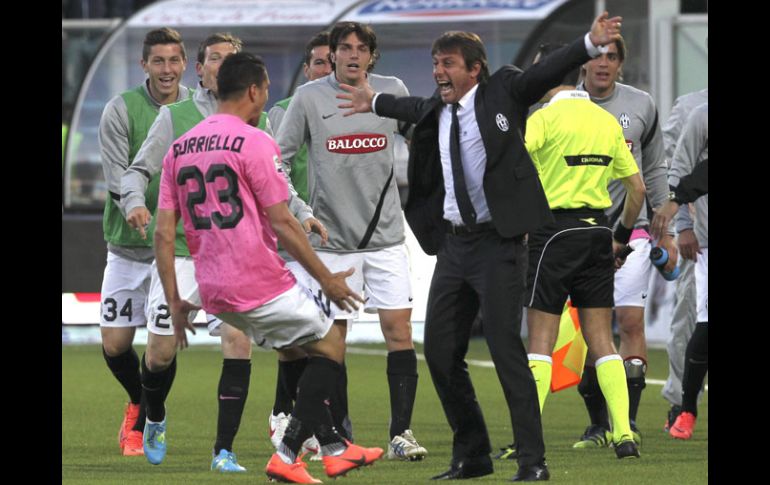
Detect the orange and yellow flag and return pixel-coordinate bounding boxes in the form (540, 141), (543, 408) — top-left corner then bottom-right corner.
(550, 299), (588, 392)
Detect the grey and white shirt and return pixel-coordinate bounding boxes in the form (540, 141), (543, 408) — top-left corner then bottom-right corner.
(99, 81), (192, 261)
(121, 84), (311, 223)
(669, 103), (708, 248)
(277, 73), (409, 252)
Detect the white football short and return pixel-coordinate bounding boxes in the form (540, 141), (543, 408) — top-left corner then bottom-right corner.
(99, 252), (151, 327)
(215, 283), (333, 350)
(695, 247), (708, 323)
(312, 244), (413, 321)
(285, 261), (314, 289)
(146, 257), (223, 336)
(613, 238), (653, 308)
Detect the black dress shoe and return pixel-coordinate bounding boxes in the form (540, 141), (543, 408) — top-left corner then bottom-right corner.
(431, 459), (494, 480)
(510, 463), (550, 481)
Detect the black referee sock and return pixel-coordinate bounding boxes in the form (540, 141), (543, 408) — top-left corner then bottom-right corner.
(578, 365), (610, 430)
(387, 349), (418, 439)
(141, 353), (176, 423)
(681, 322), (708, 417)
(274, 357), (308, 415)
(214, 359), (251, 454)
(102, 346), (143, 404)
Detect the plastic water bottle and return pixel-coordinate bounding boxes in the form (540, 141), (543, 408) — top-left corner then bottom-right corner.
(649, 247), (680, 281)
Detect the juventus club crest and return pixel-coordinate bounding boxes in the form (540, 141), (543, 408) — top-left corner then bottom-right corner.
(619, 113), (631, 129)
(496, 113), (510, 132)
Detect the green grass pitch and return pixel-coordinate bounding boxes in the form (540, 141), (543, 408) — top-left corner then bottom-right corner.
(62, 340), (707, 484)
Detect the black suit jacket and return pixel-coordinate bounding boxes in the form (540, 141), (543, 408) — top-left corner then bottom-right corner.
(375, 37), (592, 255)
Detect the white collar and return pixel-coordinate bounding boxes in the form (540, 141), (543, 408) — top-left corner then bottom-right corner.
(455, 83), (480, 110)
(549, 89), (590, 104)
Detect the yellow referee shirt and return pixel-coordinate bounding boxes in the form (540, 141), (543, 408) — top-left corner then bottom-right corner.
(525, 90), (638, 210)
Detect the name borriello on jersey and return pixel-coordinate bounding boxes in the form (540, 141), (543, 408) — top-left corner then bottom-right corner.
(326, 133), (387, 154)
(173, 133), (245, 157)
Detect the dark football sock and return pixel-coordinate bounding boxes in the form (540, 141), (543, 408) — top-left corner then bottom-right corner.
(623, 356), (647, 423)
(291, 357), (345, 450)
(102, 346), (142, 404)
(214, 359), (251, 454)
(141, 353), (175, 422)
(681, 322), (708, 417)
(131, 390), (147, 432)
(329, 361), (353, 441)
(274, 357), (308, 414)
(387, 349), (418, 439)
(161, 354), (177, 401)
(578, 365), (610, 430)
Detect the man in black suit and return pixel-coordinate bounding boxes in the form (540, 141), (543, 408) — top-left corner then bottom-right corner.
(337, 12), (623, 481)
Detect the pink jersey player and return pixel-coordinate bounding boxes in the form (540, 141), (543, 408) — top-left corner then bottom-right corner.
(158, 113), (296, 314)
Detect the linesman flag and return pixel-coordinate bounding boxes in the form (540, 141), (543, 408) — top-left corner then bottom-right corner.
(550, 299), (588, 392)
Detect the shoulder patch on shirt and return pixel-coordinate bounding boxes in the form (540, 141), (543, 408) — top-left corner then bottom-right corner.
(495, 113), (510, 132)
(273, 154), (283, 172)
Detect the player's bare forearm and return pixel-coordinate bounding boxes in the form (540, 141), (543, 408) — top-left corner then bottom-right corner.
(650, 200), (679, 239)
(153, 209), (181, 309)
(269, 204), (333, 283)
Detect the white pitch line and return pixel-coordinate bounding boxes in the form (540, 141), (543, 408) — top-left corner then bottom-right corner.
(346, 346), (708, 392)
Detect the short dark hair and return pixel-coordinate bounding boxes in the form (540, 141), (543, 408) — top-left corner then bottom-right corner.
(613, 36), (627, 64)
(197, 32), (243, 65)
(304, 31), (330, 66)
(142, 27), (185, 61)
(217, 52), (268, 102)
(533, 42), (579, 86)
(329, 22), (379, 72)
(431, 31), (490, 83)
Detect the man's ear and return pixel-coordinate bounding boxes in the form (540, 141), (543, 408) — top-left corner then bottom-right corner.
(470, 61), (481, 79)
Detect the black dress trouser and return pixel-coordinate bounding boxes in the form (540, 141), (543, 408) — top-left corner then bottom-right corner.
(424, 229), (545, 467)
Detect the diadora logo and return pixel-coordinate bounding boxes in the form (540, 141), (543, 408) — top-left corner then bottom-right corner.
(495, 113), (509, 132)
(619, 113), (631, 129)
(327, 133), (388, 154)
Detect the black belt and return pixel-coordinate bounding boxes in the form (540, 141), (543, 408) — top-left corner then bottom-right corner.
(446, 221), (495, 235)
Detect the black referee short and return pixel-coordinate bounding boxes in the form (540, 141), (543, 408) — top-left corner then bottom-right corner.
(525, 208), (615, 314)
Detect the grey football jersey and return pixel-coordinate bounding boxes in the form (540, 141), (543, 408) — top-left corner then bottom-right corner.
(277, 73), (409, 252)
(662, 88), (708, 162)
(669, 103), (708, 247)
(578, 82), (668, 229)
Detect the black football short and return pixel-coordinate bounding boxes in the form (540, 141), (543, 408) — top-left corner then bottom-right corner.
(525, 209), (615, 314)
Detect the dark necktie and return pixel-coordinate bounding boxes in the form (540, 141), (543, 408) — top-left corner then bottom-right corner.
(450, 103), (477, 227)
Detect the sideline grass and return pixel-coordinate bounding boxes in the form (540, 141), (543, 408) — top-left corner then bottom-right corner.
(62, 341), (707, 484)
